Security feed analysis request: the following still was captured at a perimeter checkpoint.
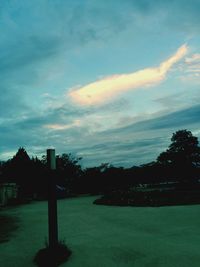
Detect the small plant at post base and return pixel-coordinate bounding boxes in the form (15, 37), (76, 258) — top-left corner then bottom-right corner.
(34, 239), (72, 267)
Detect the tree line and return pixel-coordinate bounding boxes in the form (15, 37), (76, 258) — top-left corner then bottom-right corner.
(0, 129), (200, 201)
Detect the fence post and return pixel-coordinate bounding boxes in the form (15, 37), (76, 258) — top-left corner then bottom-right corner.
(47, 149), (58, 254)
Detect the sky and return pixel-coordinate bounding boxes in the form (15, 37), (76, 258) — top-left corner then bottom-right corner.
(0, 0), (200, 167)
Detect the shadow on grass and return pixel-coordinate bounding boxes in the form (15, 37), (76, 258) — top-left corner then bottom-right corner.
(34, 240), (72, 267)
(0, 214), (19, 243)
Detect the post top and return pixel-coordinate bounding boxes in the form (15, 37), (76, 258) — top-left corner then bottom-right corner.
(47, 148), (55, 152)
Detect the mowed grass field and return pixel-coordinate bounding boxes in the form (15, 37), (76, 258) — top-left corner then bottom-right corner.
(1, 196), (200, 267)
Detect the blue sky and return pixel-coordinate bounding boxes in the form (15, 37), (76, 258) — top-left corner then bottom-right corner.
(0, 0), (200, 167)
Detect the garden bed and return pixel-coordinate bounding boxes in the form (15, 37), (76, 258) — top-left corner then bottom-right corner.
(94, 189), (200, 207)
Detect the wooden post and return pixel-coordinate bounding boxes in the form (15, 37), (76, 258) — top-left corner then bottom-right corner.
(47, 149), (58, 253)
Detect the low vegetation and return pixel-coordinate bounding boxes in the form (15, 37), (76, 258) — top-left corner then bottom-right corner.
(94, 130), (200, 206)
(0, 129), (200, 207)
(94, 186), (200, 207)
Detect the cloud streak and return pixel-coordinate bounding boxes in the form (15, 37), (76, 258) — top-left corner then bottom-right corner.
(184, 53), (200, 76)
(44, 120), (81, 131)
(70, 44), (188, 105)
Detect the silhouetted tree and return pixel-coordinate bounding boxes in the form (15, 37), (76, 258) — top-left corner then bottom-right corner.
(0, 161), (4, 183)
(2, 147), (33, 198)
(39, 153), (83, 193)
(157, 130), (200, 183)
(30, 156), (48, 199)
(55, 153), (83, 191)
(12, 147), (30, 163)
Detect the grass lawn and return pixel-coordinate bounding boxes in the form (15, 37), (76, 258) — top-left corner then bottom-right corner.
(0, 196), (200, 267)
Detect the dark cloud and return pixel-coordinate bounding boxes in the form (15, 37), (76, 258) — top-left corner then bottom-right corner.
(76, 105), (200, 166)
(0, 0), (133, 125)
(104, 104), (200, 135)
(0, 0), (199, 78)
(0, 103), (199, 166)
(77, 137), (166, 167)
(0, 36), (62, 75)
(0, 0), (130, 72)
(0, 85), (28, 121)
(0, 0), (199, 166)
(132, 0), (200, 33)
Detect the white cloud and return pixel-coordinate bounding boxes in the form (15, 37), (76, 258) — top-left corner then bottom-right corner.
(0, 151), (16, 160)
(69, 44), (188, 106)
(181, 53), (200, 81)
(44, 120), (81, 130)
(185, 54), (200, 64)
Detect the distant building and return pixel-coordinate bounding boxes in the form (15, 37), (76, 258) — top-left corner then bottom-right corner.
(0, 183), (18, 206)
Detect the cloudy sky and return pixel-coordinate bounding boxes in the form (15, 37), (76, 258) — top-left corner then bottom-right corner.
(1, 0), (200, 167)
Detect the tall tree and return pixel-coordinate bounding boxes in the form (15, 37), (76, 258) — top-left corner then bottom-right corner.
(8, 147), (33, 198)
(55, 153), (82, 190)
(157, 130), (200, 182)
(12, 147), (30, 164)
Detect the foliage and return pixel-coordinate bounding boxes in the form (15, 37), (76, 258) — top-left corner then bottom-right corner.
(94, 187), (200, 207)
(0, 129), (200, 201)
(157, 130), (200, 182)
(1, 148), (83, 199)
(157, 130), (200, 167)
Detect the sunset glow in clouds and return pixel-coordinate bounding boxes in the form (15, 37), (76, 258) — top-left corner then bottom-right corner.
(70, 44), (188, 105)
(1, 0), (200, 167)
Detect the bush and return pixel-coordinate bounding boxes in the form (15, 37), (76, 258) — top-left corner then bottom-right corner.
(94, 188), (200, 207)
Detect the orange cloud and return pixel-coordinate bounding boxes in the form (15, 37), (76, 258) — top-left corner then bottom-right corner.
(69, 44), (188, 106)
